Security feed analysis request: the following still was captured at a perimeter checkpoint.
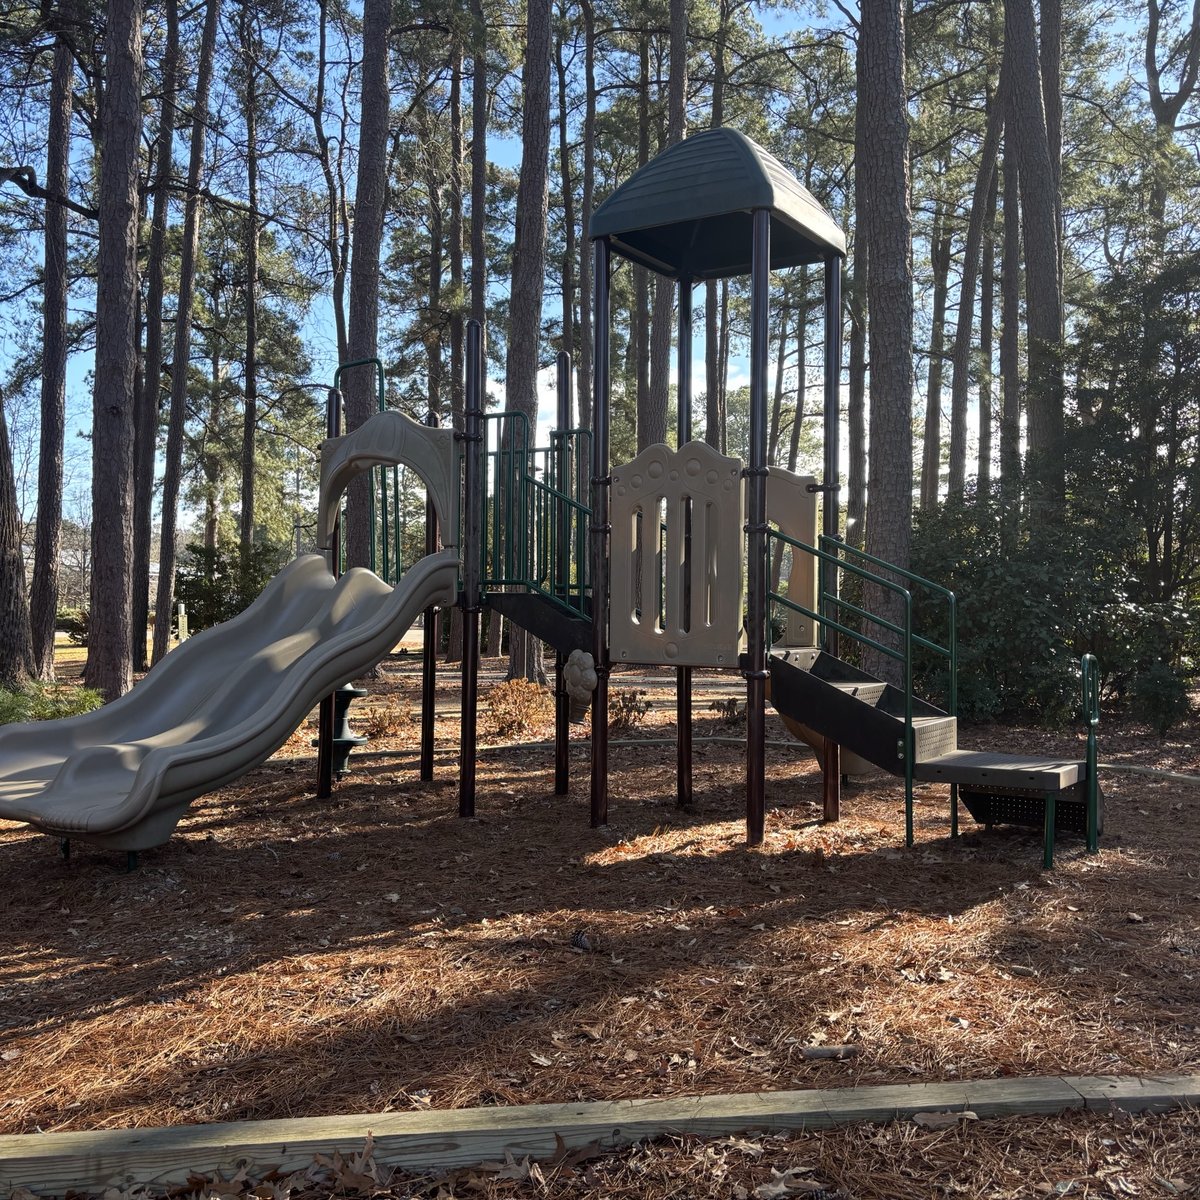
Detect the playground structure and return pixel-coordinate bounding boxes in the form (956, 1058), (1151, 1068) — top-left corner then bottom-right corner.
(0, 129), (1102, 868)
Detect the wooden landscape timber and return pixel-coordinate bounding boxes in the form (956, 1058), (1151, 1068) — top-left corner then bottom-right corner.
(2, 1073), (1198, 1196)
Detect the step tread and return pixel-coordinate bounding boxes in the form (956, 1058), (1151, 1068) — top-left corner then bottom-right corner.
(914, 750), (1084, 790)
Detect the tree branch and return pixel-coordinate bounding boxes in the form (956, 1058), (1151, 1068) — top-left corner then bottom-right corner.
(0, 165), (98, 220)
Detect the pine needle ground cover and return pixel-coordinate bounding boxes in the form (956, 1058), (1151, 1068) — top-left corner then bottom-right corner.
(1, 659), (1198, 1195)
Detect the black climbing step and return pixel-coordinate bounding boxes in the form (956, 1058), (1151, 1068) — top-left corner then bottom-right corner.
(767, 649), (956, 775)
(487, 590), (591, 655)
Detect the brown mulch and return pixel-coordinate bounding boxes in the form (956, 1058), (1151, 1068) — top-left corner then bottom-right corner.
(2, 657), (1199, 1194)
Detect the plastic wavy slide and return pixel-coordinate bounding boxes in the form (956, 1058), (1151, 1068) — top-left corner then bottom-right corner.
(0, 408), (462, 853)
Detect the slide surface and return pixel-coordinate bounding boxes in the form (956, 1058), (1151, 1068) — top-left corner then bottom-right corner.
(0, 550), (459, 850)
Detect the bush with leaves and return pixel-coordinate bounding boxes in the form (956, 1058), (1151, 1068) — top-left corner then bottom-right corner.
(56, 608), (89, 646)
(0, 682), (104, 726)
(1131, 662), (1193, 736)
(174, 540), (292, 635)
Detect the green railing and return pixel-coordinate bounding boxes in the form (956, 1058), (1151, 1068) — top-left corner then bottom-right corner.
(479, 411), (591, 616)
(819, 536), (958, 718)
(767, 532), (958, 847)
(1081, 651), (1101, 853)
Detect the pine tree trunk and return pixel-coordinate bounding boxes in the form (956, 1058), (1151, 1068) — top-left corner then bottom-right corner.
(556, 24), (577, 380)
(919, 195), (949, 511)
(977, 164), (998, 491)
(447, 44), (465, 663)
(505, 0), (552, 684)
(0, 390), (33, 690)
(999, 128), (1022, 515)
(30, 38), (74, 681)
(343, 0), (391, 570)
(705, 0), (727, 448)
(315, 0), (348, 360)
(578, 0), (595, 429)
(633, 32), (654, 448)
(1040, 0), (1063, 287)
(859, 0), (913, 686)
(1005, 0), (1064, 507)
(151, 0), (220, 668)
(847, 61), (869, 553)
(86, 0), (144, 700)
(132, 0), (177, 674)
(240, 7), (260, 555)
(949, 69), (1005, 501)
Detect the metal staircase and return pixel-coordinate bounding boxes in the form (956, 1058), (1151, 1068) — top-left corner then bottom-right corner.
(767, 534), (1103, 868)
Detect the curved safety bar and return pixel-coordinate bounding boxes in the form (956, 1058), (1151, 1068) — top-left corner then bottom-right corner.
(318, 410), (458, 553)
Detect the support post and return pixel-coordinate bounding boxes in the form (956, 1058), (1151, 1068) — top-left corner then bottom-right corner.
(676, 277), (693, 809)
(420, 410), (439, 782)
(745, 211), (771, 846)
(554, 351), (572, 797)
(821, 256), (843, 657)
(590, 239), (612, 828)
(460, 322), (484, 818)
(316, 386), (342, 801)
(817, 255), (844, 819)
(822, 738), (840, 823)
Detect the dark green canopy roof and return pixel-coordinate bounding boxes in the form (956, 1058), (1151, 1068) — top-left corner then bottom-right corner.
(589, 128), (846, 280)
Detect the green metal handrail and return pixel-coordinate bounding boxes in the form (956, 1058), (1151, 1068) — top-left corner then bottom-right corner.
(768, 529), (917, 844)
(818, 535), (957, 718)
(1081, 652), (1101, 853)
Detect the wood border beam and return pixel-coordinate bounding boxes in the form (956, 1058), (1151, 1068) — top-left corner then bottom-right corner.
(3, 1073), (1199, 1195)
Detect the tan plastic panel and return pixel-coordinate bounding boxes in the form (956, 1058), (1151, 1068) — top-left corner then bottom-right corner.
(766, 467), (818, 647)
(319, 411), (458, 554)
(609, 441), (744, 667)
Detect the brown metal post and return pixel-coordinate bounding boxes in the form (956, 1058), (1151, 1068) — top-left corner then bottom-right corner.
(745, 210), (770, 845)
(420, 410), (439, 781)
(820, 255), (844, 816)
(554, 350), (571, 796)
(676, 277), (693, 808)
(590, 239), (611, 827)
(316, 386), (342, 800)
(460, 322), (484, 818)
(822, 737), (841, 822)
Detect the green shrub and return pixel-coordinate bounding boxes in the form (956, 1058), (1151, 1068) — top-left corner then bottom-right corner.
(57, 608), (89, 646)
(0, 689), (32, 725)
(27, 683), (104, 721)
(0, 683), (103, 726)
(174, 540), (291, 635)
(1131, 662), (1193, 737)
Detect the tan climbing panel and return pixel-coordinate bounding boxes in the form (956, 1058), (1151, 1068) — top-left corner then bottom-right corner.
(609, 442), (744, 667)
(766, 466), (819, 647)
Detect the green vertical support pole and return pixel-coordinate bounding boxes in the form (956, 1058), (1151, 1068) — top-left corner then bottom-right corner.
(903, 590), (914, 848)
(1043, 792), (1056, 870)
(1083, 653), (1100, 853)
